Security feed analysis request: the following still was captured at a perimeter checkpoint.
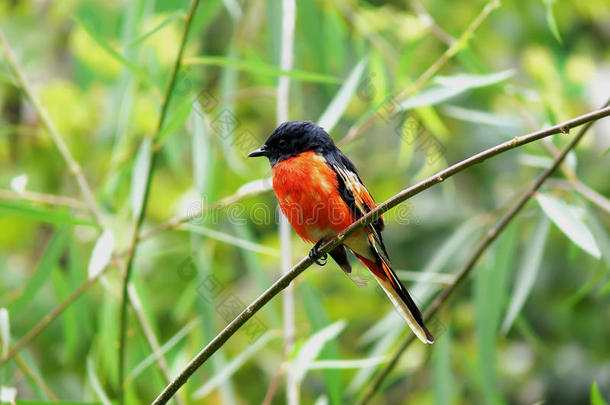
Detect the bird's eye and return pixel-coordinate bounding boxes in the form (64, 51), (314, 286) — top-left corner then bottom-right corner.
(278, 139), (286, 148)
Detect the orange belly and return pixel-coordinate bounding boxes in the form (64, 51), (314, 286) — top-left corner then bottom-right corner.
(272, 151), (355, 242)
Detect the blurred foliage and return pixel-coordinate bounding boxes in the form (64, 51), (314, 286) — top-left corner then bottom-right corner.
(1, 0), (609, 404)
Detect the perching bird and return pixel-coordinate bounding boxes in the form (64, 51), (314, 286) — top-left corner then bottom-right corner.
(249, 120), (434, 344)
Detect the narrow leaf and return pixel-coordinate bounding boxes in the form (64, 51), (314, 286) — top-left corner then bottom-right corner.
(591, 381), (609, 405)
(318, 59), (367, 132)
(433, 330), (453, 405)
(10, 228), (70, 314)
(126, 11), (183, 47)
(0, 201), (97, 227)
(433, 69), (515, 89)
(184, 56), (342, 83)
(131, 138), (152, 218)
(441, 105), (520, 128)
(543, 0), (563, 44)
(181, 224), (279, 255)
(0, 308), (9, 356)
(306, 357), (388, 370)
(88, 230), (114, 278)
(502, 217), (550, 333)
(537, 194), (601, 258)
(292, 320), (346, 383)
(192, 331), (278, 399)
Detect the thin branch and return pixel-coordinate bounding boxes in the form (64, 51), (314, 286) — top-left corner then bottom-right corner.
(0, 29), (103, 225)
(409, 0), (456, 46)
(117, 0), (201, 402)
(355, 99), (610, 404)
(151, 105), (610, 405)
(127, 284), (187, 405)
(13, 353), (59, 402)
(0, 189), (90, 211)
(339, 0), (500, 146)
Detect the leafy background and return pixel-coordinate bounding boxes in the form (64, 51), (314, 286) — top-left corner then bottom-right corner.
(1, 0), (609, 404)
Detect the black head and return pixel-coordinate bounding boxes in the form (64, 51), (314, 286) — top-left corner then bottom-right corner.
(248, 120), (335, 166)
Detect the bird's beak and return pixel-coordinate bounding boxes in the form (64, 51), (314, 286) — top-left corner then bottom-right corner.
(248, 145), (268, 157)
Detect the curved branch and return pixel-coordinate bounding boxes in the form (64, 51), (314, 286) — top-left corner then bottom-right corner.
(152, 105), (610, 405)
(356, 99), (610, 404)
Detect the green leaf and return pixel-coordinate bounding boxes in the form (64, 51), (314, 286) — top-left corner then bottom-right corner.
(537, 194), (601, 258)
(433, 329), (453, 405)
(127, 318), (199, 384)
(441, 105), (520, 128)
(0, 201), (97, 227)
(131, 138), (152, 218)
(87, 357), (112, 405)
(434, 69), (515, 89)
(399, 85), (465, 111)
(0, 308), (9, 357)
(591, 381), (609, 405)
(184, 56), (342, 83)
(181, 224), (279, 255)
(543, 0), (563, 44)
(585, 210), (610, 271)
(157, 96), (192, 145)
(192, 331), (278, 399)
(87, 229), (114, 278)
(126, 11), (184, 47)
(306, 357), (388, 370)
(502, 217), (550, 333)
(318, 59), (367, 133)
(10, 228), (70, 314)
(191, 106), (210, 194)
(73, 17), (156, 88)
(290, 320), (346, 384)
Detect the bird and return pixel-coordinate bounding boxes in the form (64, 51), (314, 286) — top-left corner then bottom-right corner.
(248, 120), (434, 344)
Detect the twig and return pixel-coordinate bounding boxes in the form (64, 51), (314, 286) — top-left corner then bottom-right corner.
(14, 353), (59, 401)
(0, 29), (104, 225)
(0, 189), (89, 211)
(127, 284), (187, 405)
(117, 0), (201, 402)
(409, 0), (456, 46)
(277, 0), (297, 403)
(151, 105), (610, 405)
(355, 99), (610, 404)
(339, 0), (500, 146)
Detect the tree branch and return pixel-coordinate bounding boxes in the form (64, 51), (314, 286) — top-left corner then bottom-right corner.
(355, 99), (610, 404)
(151, 105), (610, 405)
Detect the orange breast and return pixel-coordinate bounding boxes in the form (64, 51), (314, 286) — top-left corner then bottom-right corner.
(272, 151), (355, 242)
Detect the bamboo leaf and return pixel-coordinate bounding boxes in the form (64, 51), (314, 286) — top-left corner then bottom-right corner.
(131, 138), (152, 218)
(181, 224), (279, 255)
(192, 331), (278, 399)
(591, 381), (609, 405)
(543, 0), (562, 44)
(126, 11), (184, 47)
(191, 105), (210, 194)
(318, 59), (367, 133)
(88, 229), (114, 278)
(433, 330), (453, 405)
(502, 217), (550, 333)
(0, 201), (97, 227)
(184, 56), (342, 83)
(291, 320), (347, 383)
(10, 228), (70, 314)
(441, 105), (520, 128)
(537, 194), (601, 258)
(87, 358), (112, 405)
(0, 308), (9, 357)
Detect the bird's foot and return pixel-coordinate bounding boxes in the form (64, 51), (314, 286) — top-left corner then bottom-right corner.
(309, 239), (328, 266)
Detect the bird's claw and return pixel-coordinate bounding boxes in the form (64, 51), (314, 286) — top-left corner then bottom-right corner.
(309, 241), (328, 266)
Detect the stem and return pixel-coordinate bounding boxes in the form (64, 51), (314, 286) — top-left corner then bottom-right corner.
(151, 105), (610, 405)
(0, 29), (104, 225)
(277, 0), (297, 403)
(355, 99), (610, 404)
(117, 0), (201, 402)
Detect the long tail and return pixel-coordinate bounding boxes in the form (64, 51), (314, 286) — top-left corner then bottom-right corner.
(354, 252), (435, 344)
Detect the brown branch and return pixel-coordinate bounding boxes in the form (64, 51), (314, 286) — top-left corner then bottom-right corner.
(151, 105), (610, 405)
(355, 99), (610, 404)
